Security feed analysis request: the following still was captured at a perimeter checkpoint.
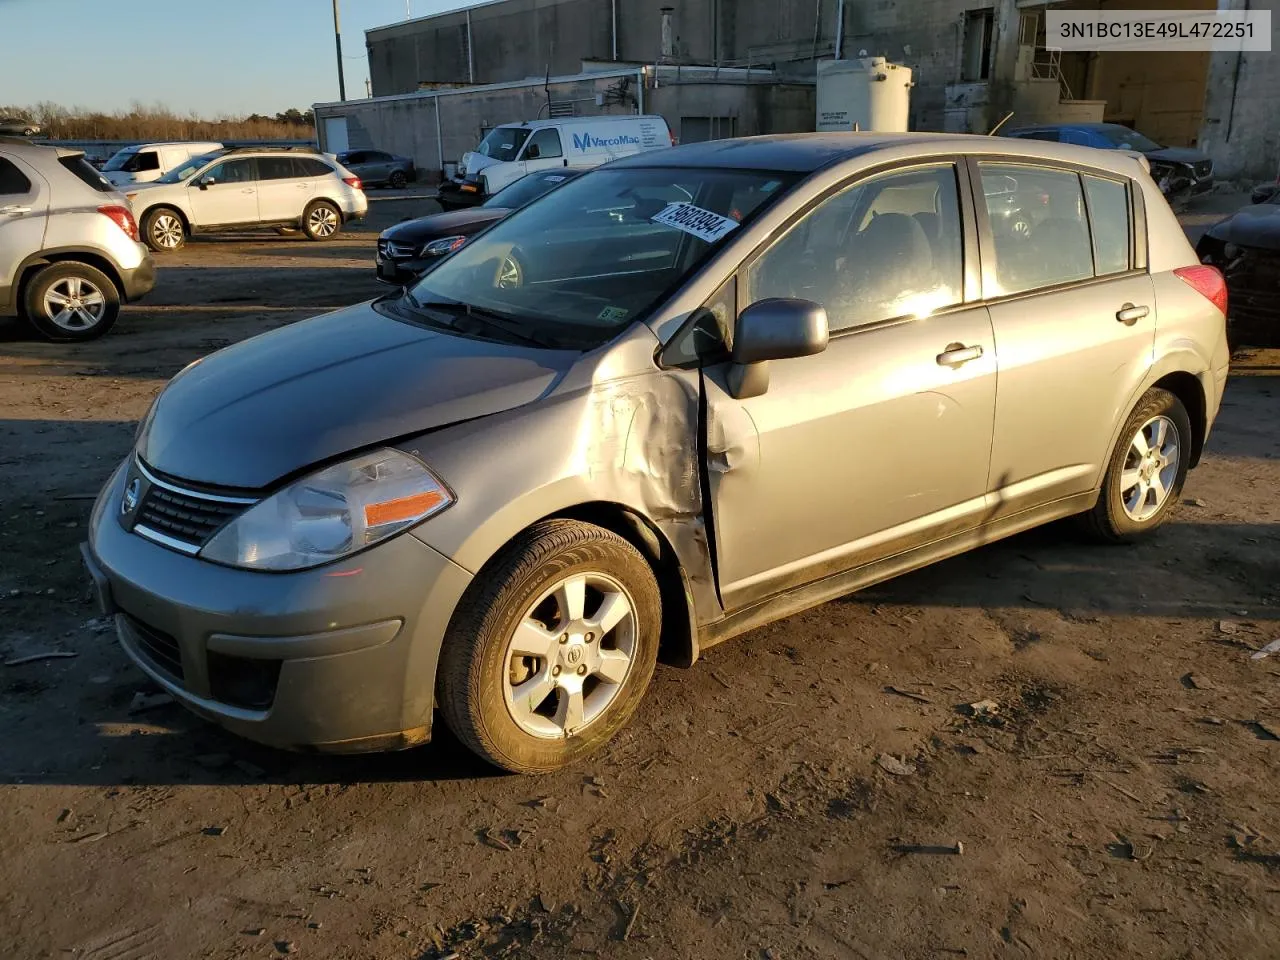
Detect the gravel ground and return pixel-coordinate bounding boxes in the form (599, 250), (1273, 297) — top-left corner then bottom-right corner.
(0, 193), (1277, 960)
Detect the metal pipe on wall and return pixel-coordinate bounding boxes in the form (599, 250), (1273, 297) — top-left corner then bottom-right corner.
(434, 94), (444, 172)
(835, 0), (844, 58)
(611, 0), (618, 60)
(331, 0), (347, 101)
(466, 9), (475, 83)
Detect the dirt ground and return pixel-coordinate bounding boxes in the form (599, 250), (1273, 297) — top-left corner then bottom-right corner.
(1, 194), (1278, 960)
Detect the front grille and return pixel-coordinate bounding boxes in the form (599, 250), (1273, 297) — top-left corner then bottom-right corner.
(379, 239), (415, 259)
(135, 482), (247, 549)
(123, 614), (185, 683)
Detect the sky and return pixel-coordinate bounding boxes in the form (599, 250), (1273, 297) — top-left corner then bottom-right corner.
(0, 0), (472, 116)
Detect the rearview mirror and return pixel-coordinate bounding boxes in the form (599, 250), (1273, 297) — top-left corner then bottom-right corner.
(728, 298), (828, 399)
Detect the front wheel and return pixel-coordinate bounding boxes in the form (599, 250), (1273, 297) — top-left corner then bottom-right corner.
(142, 207), (186, 251)
(22, 262), (120, 341)
(1081, 388), (1192, 542)
(436, 520), (661, 774)
(302, 200), (341, 241)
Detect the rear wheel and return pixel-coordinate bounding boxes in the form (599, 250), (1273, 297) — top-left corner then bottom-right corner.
(303, 200), (341, 241)
(436, 520), (661, 773)
(142, 207), (186, 251)
(389, 169), (407, 188)
(1081, 388), (1191, 542)
(22, 262), (120, 341)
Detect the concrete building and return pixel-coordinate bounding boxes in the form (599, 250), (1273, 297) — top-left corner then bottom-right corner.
(315, 0), (1279, 183)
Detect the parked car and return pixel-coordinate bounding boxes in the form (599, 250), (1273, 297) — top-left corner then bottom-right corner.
(376, 167), (587, 284)
(439, 114), (673, 208)
(1003, 123), (1214, 199)
(83, 133), (1228, 772)
(1196, 195), (1280, 347)
(335, 149), (415, 188)
(101, 142), (225, 186)
(0, 117), (40, 137)
(0, 137), (155, 340)
(125, 147), (367, 250)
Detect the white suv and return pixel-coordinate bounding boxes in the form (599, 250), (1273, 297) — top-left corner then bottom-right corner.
(126, 148), (368, 251)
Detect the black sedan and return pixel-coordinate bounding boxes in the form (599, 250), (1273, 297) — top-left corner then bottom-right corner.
(1196, 196), (1280, 347)
(376, 168), (586, 285)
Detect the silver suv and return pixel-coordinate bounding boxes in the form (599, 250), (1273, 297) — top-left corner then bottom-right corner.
(126, 147), (369, 251)
(84, 134), (1228, 772)
(0, 138), (155, 341)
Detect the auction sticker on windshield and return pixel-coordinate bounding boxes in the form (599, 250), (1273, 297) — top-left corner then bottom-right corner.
(651, 202), (740, 243)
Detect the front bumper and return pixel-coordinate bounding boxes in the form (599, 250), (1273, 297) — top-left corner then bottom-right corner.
(119, 248), (157, 302)
(375, 253), (440, 285)
(83, 462), (472, 752)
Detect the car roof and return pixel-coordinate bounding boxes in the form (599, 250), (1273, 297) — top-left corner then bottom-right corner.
(501, 114), (668, 131)
(606, 131), (1150, 179)
(0, 136), (89, 160)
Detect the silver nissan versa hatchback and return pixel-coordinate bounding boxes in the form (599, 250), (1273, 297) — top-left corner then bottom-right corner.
(83, 134), (1229, 773)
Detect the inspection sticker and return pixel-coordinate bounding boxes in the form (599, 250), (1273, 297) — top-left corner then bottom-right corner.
(597, 305), (629, 322)
(651, 202), (740, 243)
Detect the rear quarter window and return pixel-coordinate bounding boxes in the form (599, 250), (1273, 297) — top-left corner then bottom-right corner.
(297, 157), (334, 177)
(58, 156), (114, 192)
(0, 157), (32, 194)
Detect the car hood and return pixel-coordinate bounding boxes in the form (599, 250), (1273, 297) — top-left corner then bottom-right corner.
(138, 301), (574, 489)
(1146, 146), (1210, 165)
(382, 207), (509, 245)
(459, 151), (501, 178)
(1204, 203), (1280, 250)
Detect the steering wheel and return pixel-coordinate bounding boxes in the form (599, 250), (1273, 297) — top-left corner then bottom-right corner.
(495, 249), (524, 289)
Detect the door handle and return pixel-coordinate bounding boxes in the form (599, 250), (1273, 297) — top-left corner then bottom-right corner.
(1116, 303), (1149, 325)
(241, 188), (255, 194)
(0, 204), (31, 215)
(936, 342), (984, 366)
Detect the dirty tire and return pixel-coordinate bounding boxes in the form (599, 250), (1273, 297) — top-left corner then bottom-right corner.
(436, 519), (661, 774)
(389, 169), (407, 188)
(142, 207), (186, 251)
(1081, 387), (1192, 543)
(302, 200), (341, 241)
(22, 261), (120, 342)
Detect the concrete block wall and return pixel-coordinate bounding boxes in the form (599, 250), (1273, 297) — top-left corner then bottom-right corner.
(1200, 44), (1280, 181)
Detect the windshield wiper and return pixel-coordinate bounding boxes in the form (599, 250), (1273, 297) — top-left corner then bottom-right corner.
(409, 298), (566, 349)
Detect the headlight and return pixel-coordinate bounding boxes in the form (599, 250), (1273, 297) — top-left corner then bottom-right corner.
(200, 448), (454, 571)
(1223, 242), (1241, 260)
(422, 235), (467, 256)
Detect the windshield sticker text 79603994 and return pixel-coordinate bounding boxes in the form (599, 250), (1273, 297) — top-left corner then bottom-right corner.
(650, 202), (741, 244)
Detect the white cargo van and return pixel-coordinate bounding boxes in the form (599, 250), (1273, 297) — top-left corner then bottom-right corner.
(102, 141), (225, 185)
(438, 115), (672, 208)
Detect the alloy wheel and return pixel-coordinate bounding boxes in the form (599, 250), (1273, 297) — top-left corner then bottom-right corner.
(1119, 414), (1180, 522)
(151, 213), (184, 249)
(42, 275), (107, 332)
(502, 572), (638, 739)
(308, 205), (339, 237)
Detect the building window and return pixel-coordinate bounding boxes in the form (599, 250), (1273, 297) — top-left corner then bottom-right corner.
(680, 116), (737, 144)
(961, 8), (994, 82)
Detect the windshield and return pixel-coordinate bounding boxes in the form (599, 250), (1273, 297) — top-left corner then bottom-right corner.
(156, 151), (225, 184)
(407, 166), (794, 347)
(483, 171), (579, 209)
(103, 149), (139, 172)
(1096, 125), (1163, 153)
(475, 127), (530, 163)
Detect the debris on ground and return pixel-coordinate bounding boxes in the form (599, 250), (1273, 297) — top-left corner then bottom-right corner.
(4, 650), (77, 666)
(875, 754), (916, 776)
(1217, 620), (1240, 635)
(965, 699), (1000, 717)
(885, 686), (933, 704)
(128, 691), (175, 713)
(1183, 674), (1216, 691)
(1250, 639), (1280, 661)
(202, 825), (228, 837)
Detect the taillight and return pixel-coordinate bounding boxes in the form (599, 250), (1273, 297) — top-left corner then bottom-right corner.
(344, 176), (363, 191)
(98, 204), (138, 242)
(1174, 264), (1228, 316)
(670, 132), (678, 146)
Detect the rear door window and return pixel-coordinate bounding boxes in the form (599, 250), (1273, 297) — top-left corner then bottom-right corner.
(258, 157), (297, 180)
(978, 163), (1093, 295)
(1083, 174), (1131, 275)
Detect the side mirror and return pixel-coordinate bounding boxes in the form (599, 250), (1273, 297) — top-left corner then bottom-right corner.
(196, 176), (214, 189)
(525, 145), (541, 160)
(728, 298), (828, 399)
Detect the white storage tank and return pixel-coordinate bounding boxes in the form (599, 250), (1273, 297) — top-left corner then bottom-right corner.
(816, 57), (913, 133)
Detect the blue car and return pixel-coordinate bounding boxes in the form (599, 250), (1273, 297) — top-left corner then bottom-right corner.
(1003, 122), (1213, 198)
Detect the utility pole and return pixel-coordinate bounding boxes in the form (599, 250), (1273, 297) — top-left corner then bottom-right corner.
(332, 0), (347, 101)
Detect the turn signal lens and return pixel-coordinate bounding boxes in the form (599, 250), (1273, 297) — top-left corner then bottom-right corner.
(365, 490), (447, 528)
